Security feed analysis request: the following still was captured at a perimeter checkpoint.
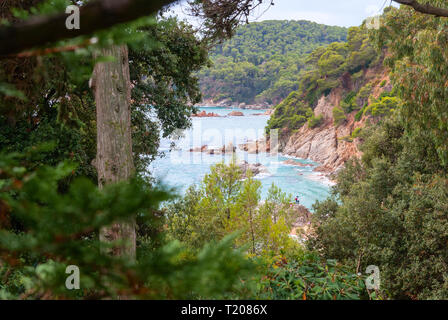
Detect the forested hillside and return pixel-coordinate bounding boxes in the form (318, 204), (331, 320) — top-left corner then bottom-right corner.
(266, 24), (381, 134)
(198, 20), (347, 106)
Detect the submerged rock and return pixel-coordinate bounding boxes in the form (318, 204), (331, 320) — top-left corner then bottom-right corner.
(228, 111), (244, 116)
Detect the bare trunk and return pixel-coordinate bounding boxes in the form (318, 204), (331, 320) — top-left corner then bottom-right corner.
(93, 44), (136, 259)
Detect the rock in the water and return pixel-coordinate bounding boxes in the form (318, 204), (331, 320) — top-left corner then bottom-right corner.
(221, 142), (236, 154)
(238, 139), (273, 154)
(237, 160), (269, 178)
(189, 143), (236, 155)
(228, 111), (244, 116)
(189, 145), (209, 152)
(192, 110), (221, 117)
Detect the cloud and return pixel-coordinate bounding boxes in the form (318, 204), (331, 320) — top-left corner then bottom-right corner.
(169, 0), (400, 28)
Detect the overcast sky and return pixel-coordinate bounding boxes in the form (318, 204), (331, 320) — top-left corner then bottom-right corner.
(170, 0), (399, 28)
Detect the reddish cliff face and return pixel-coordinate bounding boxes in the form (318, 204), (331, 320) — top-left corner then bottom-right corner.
(280, 65), (390, 175)
(282, 89), (361, 175)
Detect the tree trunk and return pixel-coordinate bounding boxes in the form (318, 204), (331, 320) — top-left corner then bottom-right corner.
(93, 44), (136, 259)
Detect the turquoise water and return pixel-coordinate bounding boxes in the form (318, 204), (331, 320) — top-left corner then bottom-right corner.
(149, 107), (331, 210)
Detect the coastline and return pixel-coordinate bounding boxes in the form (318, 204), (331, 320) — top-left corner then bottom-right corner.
(195, 100), (273, 110)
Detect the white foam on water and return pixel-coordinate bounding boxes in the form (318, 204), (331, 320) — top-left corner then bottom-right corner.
(304, 171), (336, 186)
(254, 171), (272, 179)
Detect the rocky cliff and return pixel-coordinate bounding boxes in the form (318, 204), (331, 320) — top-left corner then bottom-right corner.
(280, 63), (391, 175)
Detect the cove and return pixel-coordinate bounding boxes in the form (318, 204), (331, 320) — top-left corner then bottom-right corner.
(149, 107), (331, 210)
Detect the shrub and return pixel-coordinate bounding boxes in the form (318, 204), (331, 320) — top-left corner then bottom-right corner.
(308, 114), (324, 128)
(351, 127), (362, 138)
(363, 96), (399, 117)
(0, 151), (254, 299)
(266, 91), (313, 132)
(355, 82), (373, 108)
(354, 107), (364, 121)
(332, 107), (346, 126)
(311, 116), (448, 299)
(255, 253), (368, 300)
(340, 91), (357, 114)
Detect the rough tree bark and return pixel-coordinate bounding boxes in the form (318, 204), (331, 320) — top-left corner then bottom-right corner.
(92, 44), (136, 259)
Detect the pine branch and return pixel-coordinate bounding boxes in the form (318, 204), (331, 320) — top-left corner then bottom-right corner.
(393, 0), (448, 17)
(0, 0), (177, 56)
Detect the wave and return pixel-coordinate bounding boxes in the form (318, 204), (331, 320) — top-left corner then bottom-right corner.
(304, 172), (336, 186)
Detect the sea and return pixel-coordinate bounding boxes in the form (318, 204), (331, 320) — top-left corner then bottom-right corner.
(149, 107), (332, 210)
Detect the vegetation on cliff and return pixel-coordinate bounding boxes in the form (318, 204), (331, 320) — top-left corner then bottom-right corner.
(267, 24), (380, 134)
(310, 5), (448, 299)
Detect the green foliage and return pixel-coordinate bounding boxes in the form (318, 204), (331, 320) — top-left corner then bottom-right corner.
(351, 127), (362, 138)
(266, 91), (313, 132)
(0, 151), (255, 299)
(332, 107), (346, 126)
(307, 114), (324, 129)
(256, 253), (367, 300)
(0, 13), (209, 178)
(165, 161), (370, 300)
(371, 5), (448, 165)
(363, 96), (400, 117)
(340, 91), (357, 114)
(166, 161), (298, 257)
(297, 25), (378, 107)
(199, 20), (347, 105)
(310, 114), (448, 299)
(129, 17), (209, 171)
(355, 107), (365, 122)
(354, 82), (373, 108)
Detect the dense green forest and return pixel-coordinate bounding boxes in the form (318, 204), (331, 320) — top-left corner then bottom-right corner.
(198, 20), (347, 105)
(1, 0), (448, 301)
(310, 5), (448, 299)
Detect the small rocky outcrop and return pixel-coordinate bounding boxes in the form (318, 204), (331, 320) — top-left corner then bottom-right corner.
(192, 110), (221, 117)
(237, 160), (269, 179)
(238, 139), (277, 154)
(289, 204), (313, 240)
(189, 142), (236, 155)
